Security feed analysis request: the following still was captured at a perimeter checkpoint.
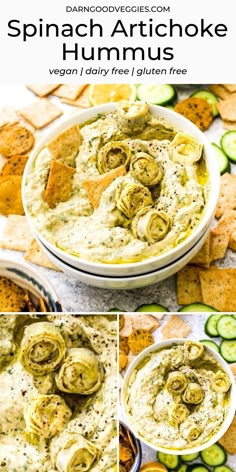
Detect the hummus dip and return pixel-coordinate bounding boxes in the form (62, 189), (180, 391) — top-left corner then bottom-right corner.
(0, 315), (117, 472)
(124, 341), (231, 450)
(25, 102), (209, 264)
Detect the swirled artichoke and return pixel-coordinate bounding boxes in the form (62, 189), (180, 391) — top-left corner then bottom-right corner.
(131, 207), (171, 243)
(169, 403), (190, 425)
(182, 382), (204, 404)
(55, 348), (104, 395)
(130, 152), (163, 187)
(52, 433), (99, 472)
(116, 182), (153, 219)
(97, 141), (130, 174)
(184, 341), (204, 363)
(171, 132), (203, 165)
(19, 322), (66, 376)
(117, 101), (149, 135)
(211, 371), (231, 393)
(182, 422), (202, 442)
(166, 371), (188, 395)
(24, 394), (72, 441)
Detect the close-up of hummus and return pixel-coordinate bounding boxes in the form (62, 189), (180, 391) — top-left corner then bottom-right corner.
(24, 102), (209, 264)
(0, 315), (117, 472)
(124, 341), (232, 450)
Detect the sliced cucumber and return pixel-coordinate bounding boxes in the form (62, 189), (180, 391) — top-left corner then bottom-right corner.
(220, 339), (236, 362)
(157, 451), (180, 469)
(187, 465), (210, 472)
(136, 84), (176, 105)
(211, 143), (230, 175)
(205, 314), (222, 337)
(214, 466), (233, 472)
(221, 131), (236, 162)
(109, 308), (126, 312)
(178, 465), (188, 472)
(200, 444), (226, 467)
(191, 89), (219, 117)
(217, 315), (236, 339)
(181, 452), (199, 462)
(199, 339), (220, 353)
(135, 303), (169, 312)
(179, 303), (219, 313)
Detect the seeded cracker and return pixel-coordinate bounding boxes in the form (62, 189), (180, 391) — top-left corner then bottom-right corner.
(161, 315), (192, 340)
(174, 97), (213, 131)
(0, 175), (24, 216)
(119, 350), (128, 371)
(0, 154), (28, 177)
(24, 239), (60, 271)
(19, 99), (63, 129)
(199, 267), (236, 312)
(83, 165), (127, 209)
(26, 84), (61, 97)
(46, 124), (82, 167)
(53, 84), (87, 100)
(43, 160), (76, 209)
(119, 314), (125, 330)
(0, 276), (26, 312)
(215, 173), (236, 218)
(217, 97), (236, 122)
(120, 336), (129, 355)
(177, 265), (203, 305)
(128, 329), (154, 355)
(0, 215), (32, 251)
(0, 124), (34, 157)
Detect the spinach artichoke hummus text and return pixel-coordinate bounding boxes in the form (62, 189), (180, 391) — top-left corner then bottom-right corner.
(25, 102), (209, 263)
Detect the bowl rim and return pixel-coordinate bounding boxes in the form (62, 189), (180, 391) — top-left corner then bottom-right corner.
(22, 102), (220, 272)
(122, 338), (236, 455)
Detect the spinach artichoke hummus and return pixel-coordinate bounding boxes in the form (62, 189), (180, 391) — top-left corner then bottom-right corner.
(25, 102), (209, 264)
(124, 341), (231, 450)
(0, 315), (117, 472)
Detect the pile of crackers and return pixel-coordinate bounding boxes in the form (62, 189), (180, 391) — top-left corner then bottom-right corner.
(119, 423), (137, 472)
(210, 84), (236, 129)
(0, 275), (48, 312)
(26, 83), (90, 109)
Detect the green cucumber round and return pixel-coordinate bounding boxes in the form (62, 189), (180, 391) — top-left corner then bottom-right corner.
(200, 444), (226, 467)
(135, 303), (169, 312)
(220, 339), (236, 362)
(179, 303), (219, 313)
(217, 315), (236, 339)
(187, 465), (210, 472)
(181, 452), (199, 462)
(157, 451), (180, 469)
(205, 314), (222, 337)
(220, 131), (236, 162)
(136, 84), (176, 105)
(191, 89), (219, 116)
(214, 466), (233, 472)
(211, 143), (230, 175)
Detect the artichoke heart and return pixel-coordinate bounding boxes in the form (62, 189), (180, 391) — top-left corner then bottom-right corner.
(24, 394), (72, 440)
(117, 101), (149, 135)
(19, 322), (66, 376)
(52, 433), (99, 472)
(166, 371), (188, 395)
(171, 132), (203, 165)
(130, 152), (163, 187)
(97, 141), (130, 174)
(169, 403), (190, 425)
(116, 182), (153, 219)
(182, 382), (204, 404)
(55, 348), (104, 395)
(131, 206), (171, 243)
(184, 341), (204, 363)
(211, 371), (231, 393)
(182, 422), (202, 442)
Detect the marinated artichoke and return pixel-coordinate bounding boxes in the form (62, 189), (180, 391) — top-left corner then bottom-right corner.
(51, 433), (99, 472)
(130, 152), (163, 187)
(166, 371), (188, 395)
(182, 422), (202, 443)
(171, 132), (203, 165)
(211, 371), (231, 393)
(131, 206), (171, 243)
(116, 182), (153, 219)
(184, 341), (204, 363)
(182, 382), (204, 404)
(97, 141), (130, 174)
(169, 403), (190, 425)
(117, 101), (149, 135)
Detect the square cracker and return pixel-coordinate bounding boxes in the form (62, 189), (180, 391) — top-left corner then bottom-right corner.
(43, 159), (75, 209)
(83, 165), (127, 209)
(229, 230), (236, 251)
(219, 416), (236, 454)
(200, 267), (236, 311)
(19, 99), (63, 129)
(129, 314), (160, 332)
(209, 84), (233, 100)
(0, 215), (33, 251)
(119, 315), (133, 337)
(217, 97), (236, 121)
(53, 84), (87, 100)
(190, 235), (211, 267)
(210, 232), (230, 261)
(161, 315), (191, 339)
(229, 363), (236, 380)
(210, 210), (236, 260)
(26, 84), (61, 97)
(223, 84), (236, 93)
(62, 86), (91, 108)
(177, 265), (203, 305)
(24, 239), (61, 271)
(46, 124), (82, 167)
(215, 173), (236, 218)
(0, 106), (19, 129)
(223, 120), (236, 130)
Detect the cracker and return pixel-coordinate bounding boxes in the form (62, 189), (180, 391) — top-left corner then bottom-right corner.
(0, 215), (32, 251)
(46, 124), (82, 167)
(26, 84), (61, 97)
(161, 315), (192, 339)
(43, 160), (75, 209)
(129, 314), (160, 332)
(223, 84), (236, 93)
(37, 297), (49, 312)
(223, 120), (236, 130)
(0, 154), (28, 177)
(210, 232), (230, 261)
(119, 314), (125, 331)
(128, 329), (154, 355)
(0, 106), (19, 129)
(62, 86), (91, 108)
(174, 97), (213, 131)
(83, 165), (126, 209)
(215, 173), (236, 218)
(190, 235), (211, 267)
(24, 291), (36, 312)
(24, 239), (61, 271)
(200, 267), (236, 311)
(119, 350), (128, 371)
(0, 124), (34, 157)
(177, 265), (203, 305)
(217, 97), (236, 122)
(0, 175), (24, 216)
(0, 276), (26, 312)
(210, 210), (236, 260)
(218, 416), (236, 454)
(229, 230), (236, 251)
(209, 84), (233, 100)
(120, 336), (129, 355)
(119, 315), (133, 337)
(53, 84), (87, 100)
(19, 99), (63, 129)
(229, 363), (236, 380)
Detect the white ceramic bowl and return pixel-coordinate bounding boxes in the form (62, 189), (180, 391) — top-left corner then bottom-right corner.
(0, 259), (62, 312)
(33, 224), (210, 289)
(22, 103), (220, 277)
(122, 339), (236, 455)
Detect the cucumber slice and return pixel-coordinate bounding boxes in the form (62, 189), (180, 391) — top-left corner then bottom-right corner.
(205, 314), (222, 337)
(136, 84), (176, 105)
(211, 143), (230, 175)
(181, 452), (199, 462)
(191, 89), (219, 117)
(109, 308), (126, 312)
(199, 339), (220, 353)
(135, 304), (169, 312)
(200, 444), (226, 467)
(178, 466), (188, 472)
(187, 465), (210, 472)
(179, 303), (219, 313)
(157, 452), (180, 469)
(217, 315), (236, 339)
(214, 466), (233, 472)
(221, 131), (236, 162)
(220, 339), (236, 362)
